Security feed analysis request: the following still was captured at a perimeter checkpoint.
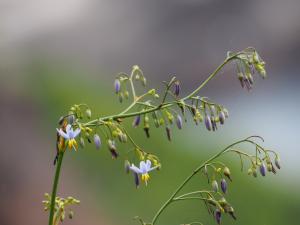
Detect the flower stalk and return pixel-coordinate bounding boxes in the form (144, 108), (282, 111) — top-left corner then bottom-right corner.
(48, 152), (64, 225)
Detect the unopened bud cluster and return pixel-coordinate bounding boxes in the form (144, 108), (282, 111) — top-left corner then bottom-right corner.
(43, 193), (79, 223)
(232, 48), (266, 91)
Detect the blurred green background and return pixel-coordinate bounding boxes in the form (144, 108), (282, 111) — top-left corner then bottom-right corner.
(0, 1), (299, 225)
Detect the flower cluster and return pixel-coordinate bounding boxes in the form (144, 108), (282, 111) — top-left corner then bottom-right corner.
(47, 48), (279, 225)
(43, 193), (79, 225)
(198, 136), (281, 224)
(232, 48), (266, 91)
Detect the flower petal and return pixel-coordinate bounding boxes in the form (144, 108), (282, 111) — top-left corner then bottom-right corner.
(56, 128), (69, 139)
(73, 128), (81, 138)
(130, 164), (142, 174)
(140, 161), (147, 173)
(146, 160), (152, 171)
(66, 124), (72, 133)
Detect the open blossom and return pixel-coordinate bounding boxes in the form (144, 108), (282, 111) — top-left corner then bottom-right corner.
(129, 160), (157, 185)
(56, 124), (81, 150)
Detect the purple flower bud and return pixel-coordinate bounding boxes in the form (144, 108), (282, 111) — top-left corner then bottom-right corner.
(260, 163), (266, 176)
(176, 114), (183, 129)
(174, 81), (180, 97)
(219, 111), (225, 125)
(244, 78), (252, 91)
(114, 79), (121, 94)
(212, 180), (218, 192)
(132, 115), (141, 127)
(205, 115), (212, 131)
(215, 209), (222, 225)
(275, 158), (281, 169)
(221, 178), (227, 194)
(94, 134), (101, 149)
(133, 172), (140, 188)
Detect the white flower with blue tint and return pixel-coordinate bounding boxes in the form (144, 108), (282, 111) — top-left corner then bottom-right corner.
(129, 160), (157, 185)
(56, 124), (81, 151)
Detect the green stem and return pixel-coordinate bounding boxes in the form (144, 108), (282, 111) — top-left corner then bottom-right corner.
(48, 152), (64, 225)
(151, 138), (248, 225)
(85, 53), (240, 127)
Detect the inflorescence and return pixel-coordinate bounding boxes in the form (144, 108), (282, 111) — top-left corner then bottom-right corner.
(45, 47), (280, 225)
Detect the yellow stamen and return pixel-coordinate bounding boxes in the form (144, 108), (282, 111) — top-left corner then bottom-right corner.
(67, 139), (78, 151)
(68, 140), (73, 149)
(141, 173), (150, 184)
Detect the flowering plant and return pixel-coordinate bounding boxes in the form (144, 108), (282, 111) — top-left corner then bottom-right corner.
(44, 47), (280, 225)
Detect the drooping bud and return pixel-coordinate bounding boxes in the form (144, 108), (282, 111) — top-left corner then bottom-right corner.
(221, 179), (227, 194)
(79, 137), (85, 148)
(247, 168), (253, 176)
(212, 180), (219, 192)
(120, 91), (127, 99)
(271, 163), (277, 174)
(267, 163), (273, 172)
(223, 108), (229, 118)
(133, 172), (140, 188)
(166, 126), (171, 141)
(174, 81), (180, 97)
(223, 167), (232, 181)
(176, 114), (183, 129)
(205, 115), (212, 131)
(215, 209), (222, 225)
(227, 206), (237, 220)
(68, 210), (74, 219)
(108, 140), (118, 159)
(124, 160), (130, 174)
(141, 77), (147, 86)
(211, 117), (218, 131)
(132, 115), (141, 127)
(219, 111), (225, 125)
(144, 127), (150, 138)
(191, 105), (197, 116)
(144, 115), (150, 138)
(68, 115), (75, 124)
(94, 134), (101, 149)
(252, 169), (258, 178)
(259, 163), (266, 176)
(275, 157), (281, 169)
(246, 73), (254, 85)
(118, 92), (124, 103)
(238, 72), (245, 88)
(244, 78), (252, 91)
(85, 109), (92, 119)
(114, 79), (121, 94)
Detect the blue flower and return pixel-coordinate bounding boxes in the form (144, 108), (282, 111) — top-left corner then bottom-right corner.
(57, 124), (81, 150)
(129, 160), (157, 185)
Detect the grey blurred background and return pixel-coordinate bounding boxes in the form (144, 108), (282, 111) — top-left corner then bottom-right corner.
(0, 1), (299, 225)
